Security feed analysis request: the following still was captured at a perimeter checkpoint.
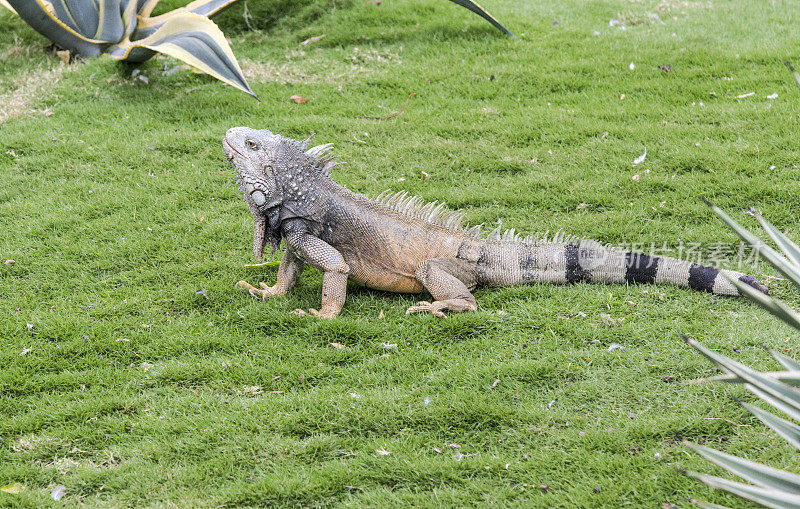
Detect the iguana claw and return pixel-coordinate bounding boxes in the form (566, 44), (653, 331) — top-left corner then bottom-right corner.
(236, 280), (278, 299)
(309, 308), (338, 319)
(405, 301), (448, 319)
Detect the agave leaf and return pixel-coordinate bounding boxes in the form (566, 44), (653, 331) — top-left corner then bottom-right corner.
(685, 470), (800, 509)
(120, 0), (137, 38)
(182, 0), (241, 18)
(739, 398), (800, 450)
(0, 0), (16, 14)
(686, 442), (800, 493)
(724, 275), (800, 332)
(767, 348), (800, 372)
(711, 371), (800, 387)
(135, 0), (240, 37)
(744, 384), (800, 430)
(108, 12), (255, 98)
(137, 0), (159, 16)
(7, 0), (104, 55)
(32, 0), (125, 42)
(755, 212), (800, 269)
(705, 200), (800, 290)
(684, 336), (800, 414)
(446, 0), (514, 36)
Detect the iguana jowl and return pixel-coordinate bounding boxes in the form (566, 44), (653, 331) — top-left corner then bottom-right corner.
(224, 127), (768, 318)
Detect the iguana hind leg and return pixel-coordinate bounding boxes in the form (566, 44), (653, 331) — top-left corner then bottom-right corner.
(406, 258), (477, 318)
(237, 248), (304, 299)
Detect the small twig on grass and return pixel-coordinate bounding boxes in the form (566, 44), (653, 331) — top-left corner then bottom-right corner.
(242, 0), (257, 31)
(357, 93), (416, 120)
(785, 61), (800, 90)
(702, 417), (751, 427)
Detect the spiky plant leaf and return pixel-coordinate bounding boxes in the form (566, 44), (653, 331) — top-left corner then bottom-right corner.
(446, 0), (514, 36)
(182, 0), (241, 18)
(711, 371), (800, 387)
(137, 0), (160, 16)
(768, 348), (800, 372)
(686, 442), (800, 493)
(685, 471), (800, 509)
(684, 336), (800, 414)
(705, 200), (800, 290)
(723, 274), (800, 331)
(754, 212), (800, 269)
(135, 0), (241, 37)
(686, 208), (800, 508)
(743, 384), (800, 430)
(108, 12), (255, 98)
(0, 0), (16, 14)
(738, 399), (800, 450)
(7, 0), (105, 55)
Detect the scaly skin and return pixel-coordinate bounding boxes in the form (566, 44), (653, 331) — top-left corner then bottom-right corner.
(223, 127), (768, 318)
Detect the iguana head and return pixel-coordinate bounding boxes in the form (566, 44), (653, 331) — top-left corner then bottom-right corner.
(223, 127), (338, 213)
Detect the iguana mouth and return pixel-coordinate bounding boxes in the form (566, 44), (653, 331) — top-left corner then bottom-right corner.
(223, 138), (244, 161)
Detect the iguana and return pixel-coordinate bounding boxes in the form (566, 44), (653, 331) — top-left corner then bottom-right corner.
(224, 127), (768, 318)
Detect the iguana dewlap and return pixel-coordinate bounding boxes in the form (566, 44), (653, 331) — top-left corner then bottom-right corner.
(223, 127), (768, 318)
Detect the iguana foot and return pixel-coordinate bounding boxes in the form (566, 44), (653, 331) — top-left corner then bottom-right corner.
(236, 280), (280, 299)
(309, 308), (339, 319)
(405, 299), (477, 318)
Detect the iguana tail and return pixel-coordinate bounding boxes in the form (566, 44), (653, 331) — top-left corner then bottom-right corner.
(467, 238), (768, 296)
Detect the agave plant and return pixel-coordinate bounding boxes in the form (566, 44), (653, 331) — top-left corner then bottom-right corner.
(0, 0), (513, 98)
(1, 0), (256, 97)
(684, 202), (800, 508)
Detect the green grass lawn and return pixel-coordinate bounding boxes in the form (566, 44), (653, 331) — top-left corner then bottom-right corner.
(2, 0), (800, 506)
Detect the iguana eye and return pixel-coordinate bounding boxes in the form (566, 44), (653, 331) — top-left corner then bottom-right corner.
(245, 139), (259, 150)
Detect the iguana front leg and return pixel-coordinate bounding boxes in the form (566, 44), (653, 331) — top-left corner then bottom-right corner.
(285, 230), (350, 319)
(237, 249), (304, 298)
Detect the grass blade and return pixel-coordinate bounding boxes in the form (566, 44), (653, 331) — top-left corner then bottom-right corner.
(684, 336), (800, 414)
(446, 0), (514, 36)
(690, 502), (733, 509)
(685, 471), (800, 509)
(110, 12), (255, 98)
(686, 442), (800, 494)
(705, 200), (800, 291)
(244, 261), (280, 269)
(755, 212), (800, 269)
(739, 399), (800, 450)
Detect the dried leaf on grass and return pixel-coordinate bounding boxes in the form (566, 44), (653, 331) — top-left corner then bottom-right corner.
(1, 483), (24, 494)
